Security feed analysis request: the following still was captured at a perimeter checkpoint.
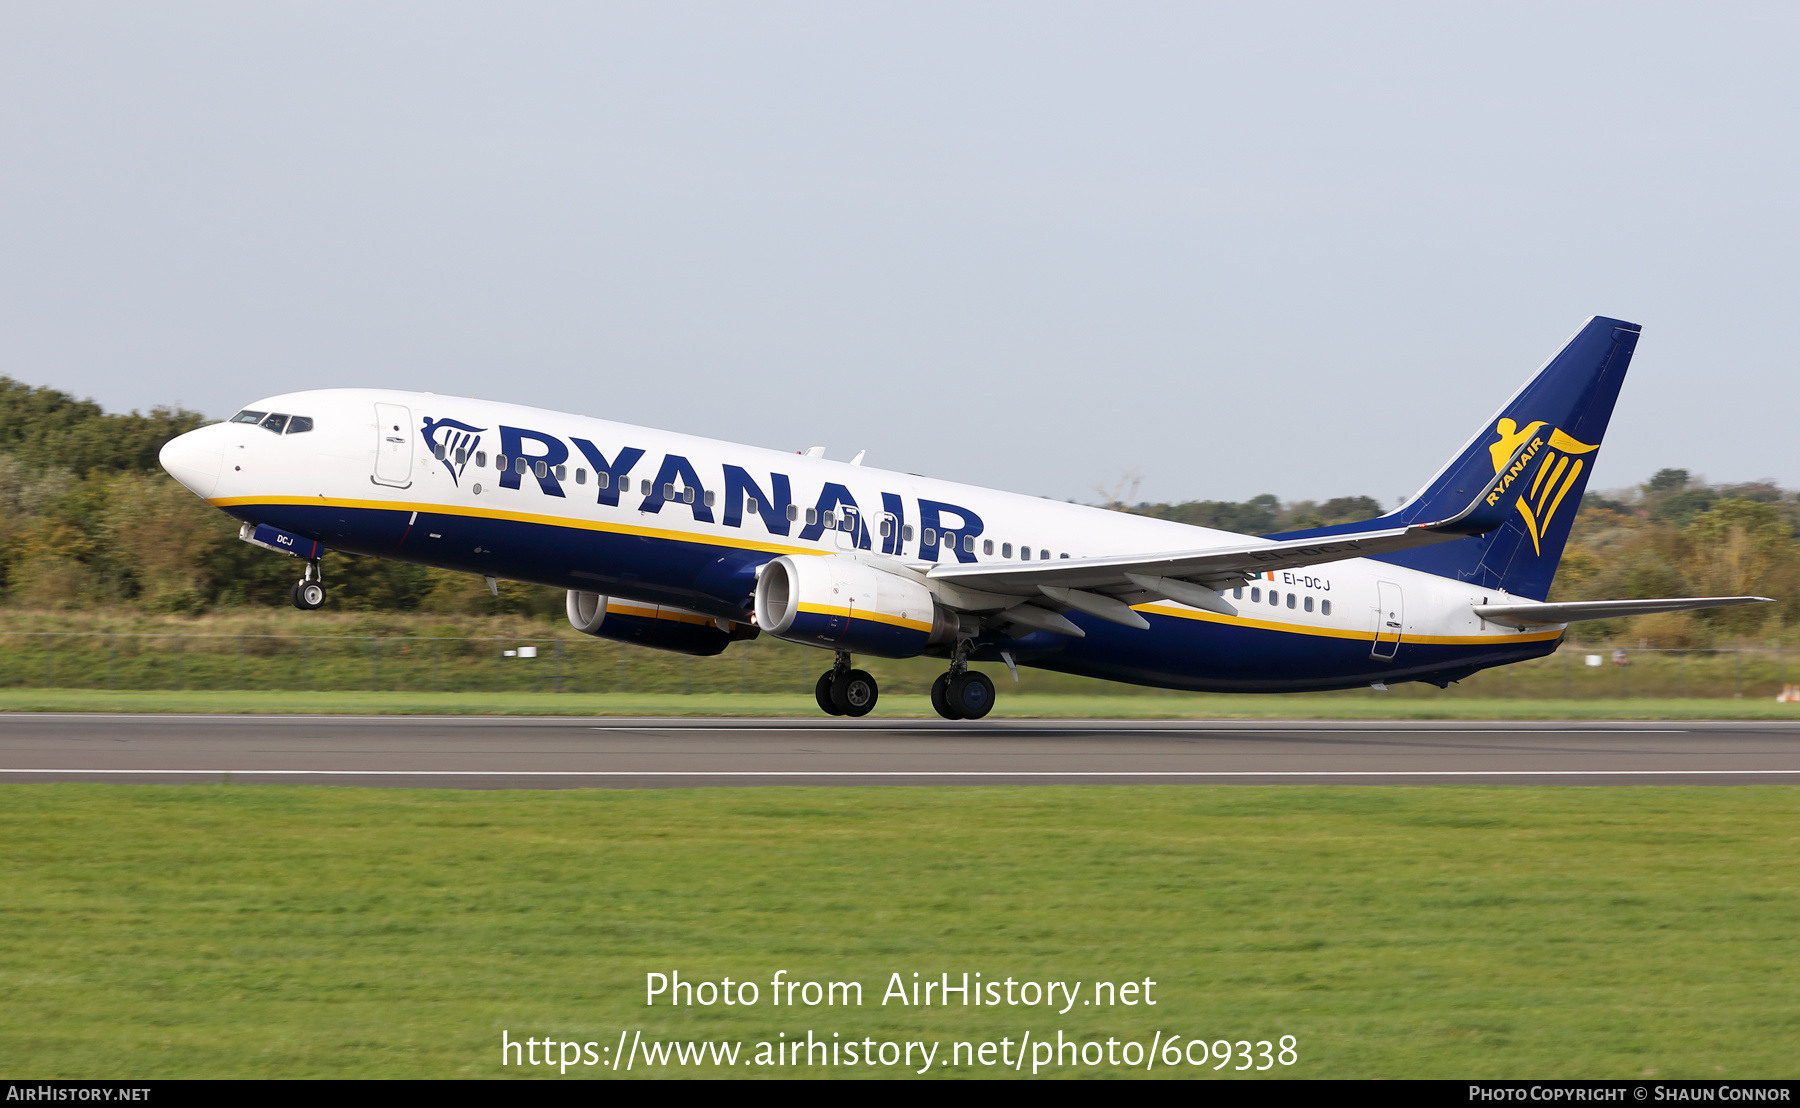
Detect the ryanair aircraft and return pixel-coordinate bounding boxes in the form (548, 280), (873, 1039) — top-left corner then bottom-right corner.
(159, 316), (1767, 718)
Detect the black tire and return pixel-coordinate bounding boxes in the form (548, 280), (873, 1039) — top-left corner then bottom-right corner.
(292, 581), (325, 610)
(831, 669), (879, 717)
(949, 671), (996, 720)
(930, 672), (961, 720)
(815, 671), (845, 716)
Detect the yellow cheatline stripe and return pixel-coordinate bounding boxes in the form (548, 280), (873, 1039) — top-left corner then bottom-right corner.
(1133, 602), (1563, 646)
(795, 602), (933, 633)
(605, 602), (717, 626)
(217, 496), (1561, 646)
(210, 494), (819, 558)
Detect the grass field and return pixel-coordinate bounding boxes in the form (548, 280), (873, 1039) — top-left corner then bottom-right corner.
(2, 687), (1799, 719)
(1, 784), (1795, 1079)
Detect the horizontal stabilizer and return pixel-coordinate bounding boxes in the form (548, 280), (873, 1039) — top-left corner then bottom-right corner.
(1473, 596), (1774, 628)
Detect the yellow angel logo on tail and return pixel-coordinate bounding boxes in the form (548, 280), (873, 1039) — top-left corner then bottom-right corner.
(1488, 419), (1599, 555)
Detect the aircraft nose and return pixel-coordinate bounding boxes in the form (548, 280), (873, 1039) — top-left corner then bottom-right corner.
(159, 427), (222, 499)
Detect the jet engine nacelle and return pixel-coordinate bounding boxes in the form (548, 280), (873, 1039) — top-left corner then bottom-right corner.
(753, 554), (953, 658)
(566, 590), (757, 657)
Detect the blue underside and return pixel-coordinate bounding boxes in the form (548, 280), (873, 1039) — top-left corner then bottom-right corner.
(240, 501), (1559, 693)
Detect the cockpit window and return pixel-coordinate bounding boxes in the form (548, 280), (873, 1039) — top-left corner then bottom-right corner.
(260, 413), (290, 434)
(230, 410), (267, 425)
(285, 416), (313, 434)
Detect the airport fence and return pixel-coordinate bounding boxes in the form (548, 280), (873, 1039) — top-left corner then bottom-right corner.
(0, 631), (1791, 699)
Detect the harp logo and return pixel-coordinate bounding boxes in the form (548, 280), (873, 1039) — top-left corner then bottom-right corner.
(1483, 418), (1598, 555)
(419, 417), (486, 487)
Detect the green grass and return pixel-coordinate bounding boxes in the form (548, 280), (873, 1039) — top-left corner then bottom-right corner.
(1, 785), (1795, 1078)
(1, 687), (1799, 718)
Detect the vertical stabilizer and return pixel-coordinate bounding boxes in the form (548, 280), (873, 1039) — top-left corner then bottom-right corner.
(1268, 316), (1641, 600)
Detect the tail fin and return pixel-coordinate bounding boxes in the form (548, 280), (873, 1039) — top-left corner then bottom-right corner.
(1269, 315), (1641, 600)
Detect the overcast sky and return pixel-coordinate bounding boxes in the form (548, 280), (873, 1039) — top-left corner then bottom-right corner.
(1, 3), (1794, 505)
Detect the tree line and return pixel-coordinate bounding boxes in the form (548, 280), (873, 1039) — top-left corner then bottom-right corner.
(0, 376), (1794, 642)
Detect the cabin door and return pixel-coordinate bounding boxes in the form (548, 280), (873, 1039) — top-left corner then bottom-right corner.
(372, 403), (413, 487)
(1371, 581), (1403, 660)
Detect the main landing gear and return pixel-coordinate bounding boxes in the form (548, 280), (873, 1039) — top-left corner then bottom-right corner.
(930, 638), (993, 720)
(815, 651), (879, 717)
(811, 642), (995, 720)
(290, 560), (326, 611)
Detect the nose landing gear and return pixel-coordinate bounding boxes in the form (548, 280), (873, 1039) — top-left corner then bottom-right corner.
(290, 560), (326, 611)
(815, 651), (879, 717)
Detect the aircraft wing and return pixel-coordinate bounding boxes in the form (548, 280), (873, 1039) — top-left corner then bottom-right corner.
(928, 523), (1450, 596)
(924, 436), (1533, 614)
(905, 457), (1535, 635)
(918, 498), (1512, 634)
(1472, 596), (1774, 628)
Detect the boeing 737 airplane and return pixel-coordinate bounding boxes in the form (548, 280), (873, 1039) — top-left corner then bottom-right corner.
(158, 316), (1768, 718)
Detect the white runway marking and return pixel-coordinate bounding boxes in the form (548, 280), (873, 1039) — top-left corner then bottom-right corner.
(586, 727), (1692, 734)
(0, 768), (1792, 778)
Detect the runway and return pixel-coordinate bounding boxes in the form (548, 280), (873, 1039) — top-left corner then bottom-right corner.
(1, 714), (1798, 787)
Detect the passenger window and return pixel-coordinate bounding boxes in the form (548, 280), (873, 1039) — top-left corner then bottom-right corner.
(1251, 587), (1261, 602)
(285, 416), (313, 434)
(822, 510), (835, 528)
(664, 483), (675, 500)
(575, 468), (587, 484)
(1287, 593), (1296, 609)
(786, 504), (799, 522)
(923, 527), (936, 546)
(963, 535), (975, 553)
(983, 539), (994, 555)
(554, 465), (566, 481)
(1304, 596), (1314, 612)
(1002, 543), (1012, 558)
(683, 487), (695, 504)
(1021, 546), (1031, 560)
(1040, 549), (1049, 560)
(517, 458), (529, 475)
(455, 448), (467, 465)
(260, 413), (289, 433)
(230, 410), (266, 425)
(1233, 587), (1243, 599)
(1061, 553), (1069, 559)
(475, 451), (487, 468)
(535, 461), (548, 478)
(434, 444), (446, 460)
(704, 490), (715, 508)
(806, 508), (819, 526)
(595, 472), (608, 489)
(746, 497), (758, 515)
(1322, 600), (1332, 616)
(1270, 591), (1280, 605)
(903, 524), (914, 541)
(496, 454), (508, 470)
